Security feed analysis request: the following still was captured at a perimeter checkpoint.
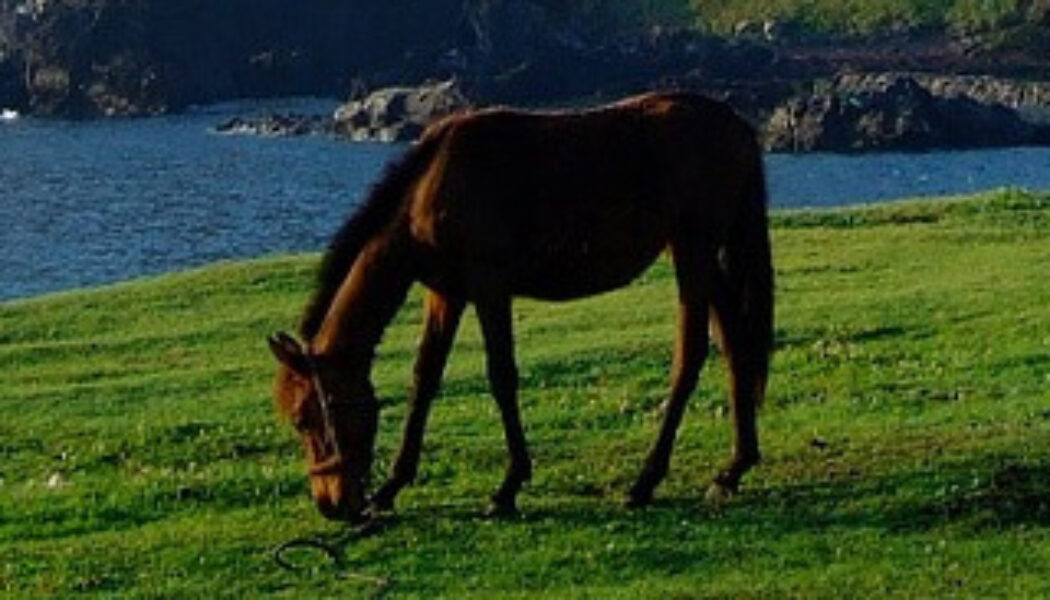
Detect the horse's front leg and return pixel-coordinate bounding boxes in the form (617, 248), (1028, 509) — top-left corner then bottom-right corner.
(371, 291), (464, 512)
(476, 297), (532, 515)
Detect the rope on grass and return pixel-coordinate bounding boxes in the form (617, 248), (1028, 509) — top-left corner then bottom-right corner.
(272, 518), (390, 589)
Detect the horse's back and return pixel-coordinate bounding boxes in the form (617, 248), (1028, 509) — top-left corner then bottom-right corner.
(406, 92), (761, 300)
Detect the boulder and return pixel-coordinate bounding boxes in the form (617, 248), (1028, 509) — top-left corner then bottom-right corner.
(764, 74), (940, 151)
(332, 79), (472, 142)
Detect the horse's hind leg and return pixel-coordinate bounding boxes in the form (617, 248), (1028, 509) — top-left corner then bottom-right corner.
(476, 296), (532, 515)
(371, 291), (465, 511)
(627, 241), (713, 507)
(707, 271), (765, 498)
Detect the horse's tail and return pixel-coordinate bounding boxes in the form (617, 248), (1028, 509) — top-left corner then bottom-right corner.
(714, 135), (774, 408)
(299, 125), (448, 339)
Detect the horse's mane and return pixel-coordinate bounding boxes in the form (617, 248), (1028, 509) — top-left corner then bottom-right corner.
(299, 130), (446, 340)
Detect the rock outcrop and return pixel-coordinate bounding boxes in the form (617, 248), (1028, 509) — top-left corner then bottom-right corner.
(215, 113), (332, 137)
(763, 73), (1050, 152)
(332, 80), (471, 142)
(912, 73), (1050, 124)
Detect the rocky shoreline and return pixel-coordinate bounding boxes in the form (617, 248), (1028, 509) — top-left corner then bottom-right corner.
(213, 80), (472, 142)
(214, 74), (1050, 153)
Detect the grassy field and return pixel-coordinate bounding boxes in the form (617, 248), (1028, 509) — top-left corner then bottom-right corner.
(2, 189), (1049, 598)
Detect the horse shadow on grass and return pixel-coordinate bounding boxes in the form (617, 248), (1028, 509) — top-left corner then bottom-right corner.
(469, 453), (1044, 530)
(272, 456), (1050, 590)
(401, 458), (1048, 541)
(667, 458), (1050, 535)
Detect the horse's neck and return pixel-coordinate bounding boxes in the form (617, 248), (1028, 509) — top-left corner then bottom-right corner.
(310, 239), (413, 372)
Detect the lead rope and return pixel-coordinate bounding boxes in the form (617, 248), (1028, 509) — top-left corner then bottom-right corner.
(272, 517), (391, 589)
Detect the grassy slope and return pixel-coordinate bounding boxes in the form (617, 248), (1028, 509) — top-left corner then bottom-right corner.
(579, 0), (1033, 35)
(1, 189), (1049, 598)
(691, 0), (1026, 35)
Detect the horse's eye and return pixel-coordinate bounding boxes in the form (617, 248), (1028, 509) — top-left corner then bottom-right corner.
(292, 412), (309, 432)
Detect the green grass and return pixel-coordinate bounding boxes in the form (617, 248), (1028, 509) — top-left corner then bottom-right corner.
(691, 0), (1029, 35)
(557, 0), (1036, 36)
(2, 189), (1049, 598)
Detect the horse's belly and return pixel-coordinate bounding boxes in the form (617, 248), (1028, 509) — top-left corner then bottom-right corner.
(414, 182), (672, 301)
(512, 231), (665, 301)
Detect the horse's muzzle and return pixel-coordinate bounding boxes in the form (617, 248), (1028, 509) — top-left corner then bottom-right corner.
(315, 496), (359, 522)
(315, 496), (371, 523)
(310, 468), (369, 522)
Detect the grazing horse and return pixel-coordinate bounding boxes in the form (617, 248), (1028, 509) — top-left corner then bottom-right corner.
(268, 91), (773, 522)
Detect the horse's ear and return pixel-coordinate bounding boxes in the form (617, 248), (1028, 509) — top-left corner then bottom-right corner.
(268, 332), (310, 376)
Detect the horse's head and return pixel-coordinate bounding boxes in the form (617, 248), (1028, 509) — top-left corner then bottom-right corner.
(268, 332), (378, 522)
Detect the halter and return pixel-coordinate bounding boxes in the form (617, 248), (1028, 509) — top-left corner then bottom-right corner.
(303, 352), (376, 478)
(302, 352), (343, 473)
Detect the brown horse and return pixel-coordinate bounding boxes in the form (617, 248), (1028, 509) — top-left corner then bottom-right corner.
(268, 91), (773, 522)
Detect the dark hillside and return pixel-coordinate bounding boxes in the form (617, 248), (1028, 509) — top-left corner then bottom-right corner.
(0, 0), (463, 116)
(2, 0), (1050, 121)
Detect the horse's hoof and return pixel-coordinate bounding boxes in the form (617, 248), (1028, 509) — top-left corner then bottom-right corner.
(625, 481), (654, 508)
(485, 499), (520, 519)
(366, 503), (392, 520)
(625, 491), (652, 509)
(367, 492), (396, 515)
(704, 481), (734, 504)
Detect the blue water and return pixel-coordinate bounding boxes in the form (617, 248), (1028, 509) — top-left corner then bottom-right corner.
(3, 102), (1050, 301)
(766, 149), (1050, 208)
(1, 101), (398, 301)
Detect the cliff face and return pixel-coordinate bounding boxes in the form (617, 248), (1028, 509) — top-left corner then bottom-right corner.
(1, 0), (463, 116)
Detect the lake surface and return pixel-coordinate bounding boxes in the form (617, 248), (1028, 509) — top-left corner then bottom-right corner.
(3, 101), (1050, 301)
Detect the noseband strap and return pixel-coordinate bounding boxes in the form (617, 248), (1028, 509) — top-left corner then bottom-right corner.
(304, 353), (345, 463)
(308, 454), (346, 476)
